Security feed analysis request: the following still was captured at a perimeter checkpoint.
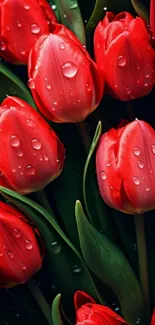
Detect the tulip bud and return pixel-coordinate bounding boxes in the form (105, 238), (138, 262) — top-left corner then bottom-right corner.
(0, 202), (43, 287)
(0, 96), (65, 194)
(94, 12), (155, 101)
(74, 291), (127, 325)
(96, 120), (155, 214)
(0, 0), (57, 64)
(28, 24), (104, 123)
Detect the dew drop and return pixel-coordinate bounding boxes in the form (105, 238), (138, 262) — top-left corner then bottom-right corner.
(24, 3), (30, 9)
(18, 165), (22, 169)
(25, 239), (33, 250)
(52, 100), (57, 106)
(62, 62), (78, 78)
(85, 83), (91, 91)
(39, 155), (43, 161)
(137, 160), (144, 169)
(44, 154), (49, 161)
(16, 21), (22, 28)
(72, 265), (82, 274)
(32, 139), (42, 150)
(0, 41), (7, 51)
(26, 119), (36, 127)
(146, 72), (150, 78)
(60, 42), (65, 50)
(51, 241), (62, 254)
(52, 4), (56, 10)
(112, 303), (120, 312)
(21, 263), (27, 270)
(132, 177), (140, 185)
(117, 55), (126, 67)
(145, 185), (150, 192)
(106, 161), (111, 167)
(56, 156), (60, 163)
(25, 165), (35, 175)
(63, 14), (67, 18)
(101, 171), (107, 180)
(35, 64), (39, 70)
(31, 24), (40, 34)
(17, 149), (24, 157)
(133, 147), (141, 156)
(12, 167), (16, 173)
(13, 228), (21, 238)
(28, 78), (35, 89)
(136, 318), (141, 324)
(144, 81), (148, 87)
(6, 25), (10, 31)
(103, 6), (107, 10)
(8, 250), (14, 259)
(0, 252), (3, 257)
(10, 135), (20, 148)
(46, 83), (51, 90)
(69, 0), (78, 9)
(20, 48), (26, 56)
(152, 144), (155, 154)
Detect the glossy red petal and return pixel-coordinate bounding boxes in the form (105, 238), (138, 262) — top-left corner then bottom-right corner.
(0, 96), (65, 194)
(117, 120), (155, 213)
(74, 291), (95, 311)
(151, 309), (155, 325)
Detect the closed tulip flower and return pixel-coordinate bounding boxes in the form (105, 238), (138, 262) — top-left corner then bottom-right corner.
(0, 202), (43, 287)
(28, 24), (104, 123)
(74, 291), (127, 325)
(94, 12), (155, 101)
(0, 0), (57, 64)
(0, 96), (65, 194)
(96, 120), (155, 214)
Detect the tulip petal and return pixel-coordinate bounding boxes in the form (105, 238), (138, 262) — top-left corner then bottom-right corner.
(74, 291), (95, 311)
(151, 309), (155, 325)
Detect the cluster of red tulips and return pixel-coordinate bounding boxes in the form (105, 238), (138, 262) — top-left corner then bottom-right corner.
(1, 0), (155, 324)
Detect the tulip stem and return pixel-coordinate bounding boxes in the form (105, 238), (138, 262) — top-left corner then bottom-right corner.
(135, 214), (150, 316)
(77, 121), (91, 153)
(28, 279), (52, 325)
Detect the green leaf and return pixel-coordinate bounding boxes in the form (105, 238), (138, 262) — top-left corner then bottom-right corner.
(54, 0), (86, 44)
(51, 294), (64, 325)
(0, 62), (35, 107)
(130, 0), (149, 22)
(0, 186), (104, 312)
(75, 201), (148, 325)
(82, 122), (116, 241)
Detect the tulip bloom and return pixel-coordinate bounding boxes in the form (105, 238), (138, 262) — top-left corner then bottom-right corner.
(74, 291), (127, 325)
(94, 12), (155, 101)
(96, 120), (155, 214)
(0, 202), (43, 287)
(0, 0), (57, 64)
(28, 24), (104, 123)
(0, 96), (65, 194)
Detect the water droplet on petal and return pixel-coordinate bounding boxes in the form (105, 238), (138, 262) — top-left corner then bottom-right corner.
(85, 83), (91, 91)
(101, 171), (107, 180)
(32, 139), (42, 150)
(21, 263), (27, 270)
(62, 62), (78, 78)
(16, 21), (22, 28)
(20, 48), (26, 56)
(144, 81), (148, 87)
(24, 3), (30, 9)
(133, 147), (141, 156)
(35, 64), (39, 70)
(0, 252), (3, 256)
(25, 239), (33, 250)
(72, 265), (82, 274)
(17, 149), (24, 157)
(31, 24), (40, 34)
(0, 41), (6, 51)
(6, 25), (10, 31)
(51, 241), (62, 254)
(137, 161), (144, 169)
(60, 42), (65, 50)
(8, 250), (14, 259)
(56, 156), (60, 163)
(132, 177), (140, 185)
(25, 165), (35, 175)
(28, 78), (35, 89)
(10, 135), (20, 148)
(18, 165), (22, 169)
(46, 83), (51, 90)
(44, 154), (49, 161)
(12, 167), (16, 173)
(145, 185), (150, 192)
(152, 145), (155, 154)
(106, 161), (111, 167)
(26, 119), (36, 127)
(117, 55), (126, 67)
(146, 72), (150, 78)
(13, 228), (21, 238)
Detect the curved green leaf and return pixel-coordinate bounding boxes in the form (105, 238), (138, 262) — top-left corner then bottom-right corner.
(51, 294), (64, 325)
(75, 201), (148, 325)
(0, 62), (35, 107)
(130, 0), (149, 22)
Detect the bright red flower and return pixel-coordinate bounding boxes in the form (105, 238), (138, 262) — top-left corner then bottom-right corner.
(0, 0), (57, 64)
(0, 96), (65, 194)
(96, 120), (155, 214)
(94, 12), (155, 101)
(74, 291), (127, 325)
(28, 24), (104, 123)
(151, 309), (155, 325)
(0, 202), (43, 287)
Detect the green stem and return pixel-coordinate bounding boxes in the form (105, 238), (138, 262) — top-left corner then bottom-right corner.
(77, 121), (91, 153)
(36, 190), (54, 215)
(27, 278), (52, 325)
(135, 214), (150, 317)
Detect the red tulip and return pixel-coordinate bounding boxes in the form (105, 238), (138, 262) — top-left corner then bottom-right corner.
(0, 96), (65, 194)
(94, 12), (155, 101)
(151, 309), (155, 325)
(0, 0), (57, 64)
(0, 202), (43, 287)
(96, 120), (155, 214)
(28, 24), (104, 123)
(74, 291), (127, 325)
